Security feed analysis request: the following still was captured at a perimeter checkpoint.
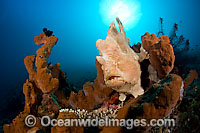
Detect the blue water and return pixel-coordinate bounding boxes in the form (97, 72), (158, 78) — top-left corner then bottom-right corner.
(0, 0), (200, 112)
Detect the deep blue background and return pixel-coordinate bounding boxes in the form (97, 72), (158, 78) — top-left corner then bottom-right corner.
(0, 0), (200, 97)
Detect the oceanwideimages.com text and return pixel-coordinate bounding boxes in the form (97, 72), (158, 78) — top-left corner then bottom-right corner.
(25, 115), (175, 129)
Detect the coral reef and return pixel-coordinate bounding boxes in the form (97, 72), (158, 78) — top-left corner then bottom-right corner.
(3, 30), (68, 132)
(101, 74), (183, 132)
(59, 100), (123, 119)
(4, 18), (199, 133)
(68, 80), (113, 110)
(175, 77), (200, 132)
(60, 58), (115, 111)
(37, 94), (60, 118)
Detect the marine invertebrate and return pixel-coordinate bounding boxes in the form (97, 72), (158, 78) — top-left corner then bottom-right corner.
(51, 112), (84, 133)
(3, 111), (44, 133)
(184, 69), (198, 90)
(24, 31), (60, 93)
(23, 80), (37, 113)
(43, 28), (53, 37)
(59, 100), (123, 119)
(68, 81), (113, 111)
(175, 76), (200, 133)
(142, 32), (175, 79)
(108, 92), (119, 104)
(38, 94), (60, 119)
(101, 74), (183, 132)
(96, 17), (144, 98)
(3, 30), (68, 132)
(4, 20), (194, 133)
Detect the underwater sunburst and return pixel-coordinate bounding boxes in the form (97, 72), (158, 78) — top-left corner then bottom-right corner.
(100, 0), (142, 30)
